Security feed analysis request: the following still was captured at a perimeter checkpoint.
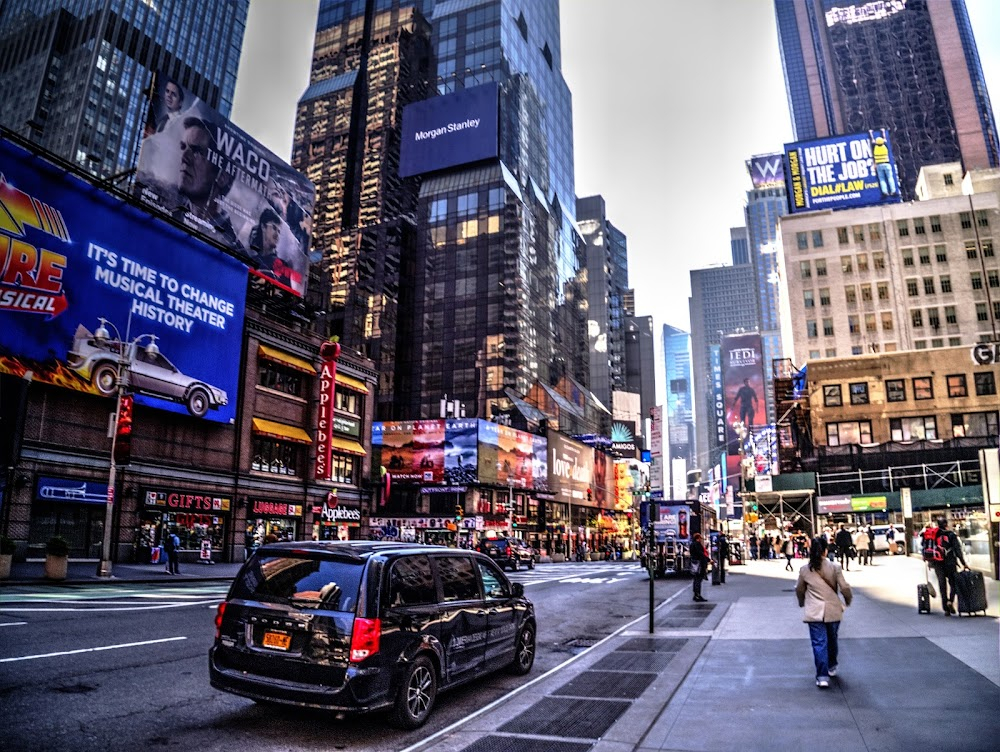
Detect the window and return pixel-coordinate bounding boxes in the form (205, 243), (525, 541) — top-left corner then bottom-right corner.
(932, 338), (944, 348)
(823, 318), (834, 336)
(913, 377), (933, 400)
(837, 227), (849, 244)
(258, 362), (304, 397)
(869, 223), (882, 241)
(856, 253), (869, 272)
(457, 192), (478, 216)
(430, 198), (447, 222)
(949, 337), (962, 347)
(983, 240), (995, 258)
(890, 416), (937, 441)
(886, 379), (906, 402)
(438, 556), (479, 601)
(812, 230), (824, 247)
(860, 284), (873, 301)
(826, 421), (873, 446)
(902, 249), (914, 267)
(930, 216), (942, 233)
(841, 255), (853, 273)
(935, 246), (947, 263)
(815, 259), (827, 277)
(810, 350), (821, 359)
(906, 279), (919, 297)
(335, 390), (360, 414)
(913, 217), (926, 235)
(819, 288), (831, 306)
(918, 247), (930, 264)
(797, 232), (808, 250)
(989, 270), (1000, 289)
(944, 174), (954, 186)
(976, 303), (989, 321)
(940, 275), (952, 293)
(851, 346), (863, 355)
(951, 411), (999, 438)
(478, 560), (511, 599)
(251, 437), (299, 476)
(800, 261), (811, 279)
(845, 286), (857, 304)
(976, 210), (989, 228)
(897, 220), (909, 237)
(946, 374), (968, 398)
(865, 313), (877, 332)
(975, 371), (997, 396)
(803, 290), (815, 308)
(848, 314), (860, 333)
(807, 320), (818, 338)
(911, 309), (924, 327)
(849, 382), (869, 405)
(944, 305), (957, 324)
(960, 212), (972, 230)
(872, 252), (886, 270)
(881, 311), (893, 330)
(330, 454), (356, 484)
(389, 556), (436, 606)
(972, 273), (983, 290)
(923, 278), (935, 295)
(927, 308), (940, 329)
(966, 241), (978, 259)
(877, 283), (889, 301)
(853, 226), (865, 243)
(823, 384), (842, 407)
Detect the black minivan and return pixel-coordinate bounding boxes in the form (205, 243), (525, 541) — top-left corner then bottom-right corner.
(210, 541), (536, 728)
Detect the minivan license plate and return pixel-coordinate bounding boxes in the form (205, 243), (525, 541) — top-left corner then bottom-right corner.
(262, 631), (291, 650)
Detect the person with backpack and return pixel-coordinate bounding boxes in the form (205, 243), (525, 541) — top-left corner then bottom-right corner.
(926, 517), (969, 616)
(164, 528), (181, 575)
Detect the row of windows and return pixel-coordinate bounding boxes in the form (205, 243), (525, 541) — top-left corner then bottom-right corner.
(826, 411), (998, 446)
(909, 306), (958, 328)
(258, 361), (363, 415)
(252, 437), (358, 483)
(822, 372), (997, 406)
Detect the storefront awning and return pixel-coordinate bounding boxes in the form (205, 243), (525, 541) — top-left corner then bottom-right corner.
(252, 417), (313, 445)
(258, 345), (316, 374)
(330, 435), (367, 456)
(335, 372), (370, 394)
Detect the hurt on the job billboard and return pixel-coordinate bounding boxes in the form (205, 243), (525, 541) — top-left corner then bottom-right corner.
(0, 137), (246, 424)
(784, 129), (901, 214)
(399, 82), (499, 178)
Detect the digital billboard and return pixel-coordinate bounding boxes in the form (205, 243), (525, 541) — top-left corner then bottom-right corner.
(547, 431), (594, 505)
(0, 138), (246, 424)
(399, 82), (499, 178)
(721, 333), (766, 457)
(134, 72), (315, 296)
(784, 129), (901, 214)
(477, 421), (547, 490)
(373, 420), (448, 482)
(747, 153), (785, 189)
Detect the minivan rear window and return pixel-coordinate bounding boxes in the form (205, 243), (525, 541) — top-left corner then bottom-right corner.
(232, 555), (363, 612)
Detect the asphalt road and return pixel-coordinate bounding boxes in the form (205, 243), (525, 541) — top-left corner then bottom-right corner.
(0, 562), (686, 752)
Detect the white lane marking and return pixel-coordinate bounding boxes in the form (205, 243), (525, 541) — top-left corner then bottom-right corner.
(398, 583), (688, 752)
(0, 636), (187, 663)
(0, 622), (28, 627)
(0, 599), (222, 613)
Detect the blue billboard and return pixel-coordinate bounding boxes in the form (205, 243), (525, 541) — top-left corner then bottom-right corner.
(0, 138), (247, 423)
(784, 129), (901, 214)
(399, 82), (499, 178)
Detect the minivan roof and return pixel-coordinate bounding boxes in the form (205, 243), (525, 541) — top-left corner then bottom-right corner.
(255, 540), (465, 560)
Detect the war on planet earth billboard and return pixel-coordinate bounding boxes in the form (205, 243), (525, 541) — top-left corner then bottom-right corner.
(134, 72), (315, 296)
(0, 137), (247, 424)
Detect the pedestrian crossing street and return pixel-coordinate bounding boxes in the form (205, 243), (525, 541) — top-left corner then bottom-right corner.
(0, 583), (230, 612)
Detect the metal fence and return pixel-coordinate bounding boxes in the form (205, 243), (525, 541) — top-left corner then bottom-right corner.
(815, 459), (982, 497)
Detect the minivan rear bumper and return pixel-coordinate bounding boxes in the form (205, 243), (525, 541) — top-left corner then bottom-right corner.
(209, 647), (392, 713)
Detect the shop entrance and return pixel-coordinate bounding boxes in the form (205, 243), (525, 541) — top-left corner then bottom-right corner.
(29, 501), (105, 559)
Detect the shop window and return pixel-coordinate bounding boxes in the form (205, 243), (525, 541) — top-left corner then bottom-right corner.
(258, 362), (304, 397)
(252, 437), (299, 476)
(886, 379), (906, 402)
(823, 384), (842, 407)
(951, 411), (999, 438)
(826, 421), (872, 447)
(849, 382), (869, 405)
(890, 416), (937, 441)
(913, 377), (933, 400)
(975, 371), (997, 396)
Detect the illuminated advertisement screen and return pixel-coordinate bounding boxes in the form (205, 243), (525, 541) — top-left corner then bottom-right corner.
(547, 430), (594, 505)
(784, 129), (901, 214)
(399, 82), (499, 178)
(477, 422), (547, 491)
(721, 333), (765, 457)
(134, 72), (315, 297)
(0, 138), (246, 424)
(372, 420), (447, 482)
(747, 153), (785, 189)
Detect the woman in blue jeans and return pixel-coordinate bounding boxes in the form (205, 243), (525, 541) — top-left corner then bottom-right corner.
(795, 537), (852, 688)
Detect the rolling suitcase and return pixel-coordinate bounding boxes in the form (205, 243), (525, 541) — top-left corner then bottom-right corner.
(917, 583), (931, 614)
(954, 570), (987, 616)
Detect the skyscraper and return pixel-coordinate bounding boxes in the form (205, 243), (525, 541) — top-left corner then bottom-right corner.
(0, 0), (248, 179)
(662, 324), (694, 494)
(774, 0), (999, 200)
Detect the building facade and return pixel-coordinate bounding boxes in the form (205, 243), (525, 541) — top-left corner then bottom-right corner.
(0, 0), (248, 179)
(774, 0), (999, 200)
(777, 165), (1000, 366)
(662, 324), (694, 494)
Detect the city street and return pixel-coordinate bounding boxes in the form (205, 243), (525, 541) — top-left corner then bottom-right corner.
(0, 562), (669, 752)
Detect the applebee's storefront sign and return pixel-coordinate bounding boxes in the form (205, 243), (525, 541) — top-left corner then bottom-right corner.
(314, 340), (341, 481)
(318, 502), (361, 523)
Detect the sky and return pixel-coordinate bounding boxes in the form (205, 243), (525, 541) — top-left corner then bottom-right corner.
(231, 0), (1000, 394)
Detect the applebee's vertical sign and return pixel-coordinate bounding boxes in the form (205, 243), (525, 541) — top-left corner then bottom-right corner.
(314, 339), (341, 480)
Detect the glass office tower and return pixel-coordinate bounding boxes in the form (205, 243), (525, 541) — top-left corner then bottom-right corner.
(775, 0), (999, 199)
(0, 0), (248, 178)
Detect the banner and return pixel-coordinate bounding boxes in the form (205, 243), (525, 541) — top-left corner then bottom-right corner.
(547, 430), (593, 505)
(784, 129), (901, 214)
(747, 153), (785, 189)
(721, 333), (765, 457)
(135, 72), (315, 296)
(0, 138), (246, 423)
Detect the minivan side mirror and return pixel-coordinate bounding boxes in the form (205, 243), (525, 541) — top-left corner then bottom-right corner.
(511, 582), (525, 598)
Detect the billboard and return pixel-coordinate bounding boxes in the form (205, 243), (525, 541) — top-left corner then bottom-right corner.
(399, 82), (499, 178)
(373, 419), (448, 482)
(721, 333), (765, 457)
(547, 431), (594, 505)
(0, 138), (246, 424)
(784, 129), (901, 214)
(747, 153), (785, 189)
(134, 72), (315, 296)
(477, 421), (547, 490)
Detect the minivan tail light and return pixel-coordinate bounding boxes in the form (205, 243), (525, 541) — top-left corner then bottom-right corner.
(214, 602), (227, 639)
(350, 617), (381, 663)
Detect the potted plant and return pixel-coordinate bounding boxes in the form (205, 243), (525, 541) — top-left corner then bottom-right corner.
(0, 536), (15, 580)
(44, 536), (70, 580)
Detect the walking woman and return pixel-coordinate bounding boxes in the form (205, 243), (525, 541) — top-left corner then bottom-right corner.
(782, 536), (795, 571)
(795, 537), (852, 688)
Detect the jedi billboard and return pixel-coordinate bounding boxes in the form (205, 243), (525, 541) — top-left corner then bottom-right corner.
(0, 137), (246, 424)
(784, 129), (901, 214)
(399, 82), (500, 178)
(134, 72), (315, 296)
(721, 332), (765, 457)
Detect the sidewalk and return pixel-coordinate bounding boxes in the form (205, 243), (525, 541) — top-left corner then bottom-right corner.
(406, 554), (1000, 752)
(1, 559), (244, 585)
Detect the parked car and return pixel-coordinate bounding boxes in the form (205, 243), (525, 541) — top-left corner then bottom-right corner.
(870, 525), (906, 553)
(476, 537), (534, 571)
(67, 323), (227, 417)
(209, 541), (536, 729)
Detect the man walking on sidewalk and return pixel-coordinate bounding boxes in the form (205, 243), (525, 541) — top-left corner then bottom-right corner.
(690, 533), (709, 602)
(835, 525), (854, 571)
(928, 517), (970, 616)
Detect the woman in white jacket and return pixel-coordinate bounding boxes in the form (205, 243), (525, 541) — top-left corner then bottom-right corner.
(795, 537), (852, 688)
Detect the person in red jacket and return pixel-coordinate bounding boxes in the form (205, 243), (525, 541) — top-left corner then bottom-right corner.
(929, 518), (970, 616)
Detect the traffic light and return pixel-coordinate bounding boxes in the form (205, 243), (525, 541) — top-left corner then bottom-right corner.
(454, 504), (464, 523)
(751, 503), (758, 513)
(113, 394), (133, 465)
(511, 517), (518, 529)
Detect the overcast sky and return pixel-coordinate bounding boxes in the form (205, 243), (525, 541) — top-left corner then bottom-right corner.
(232, 0), (1000, 389)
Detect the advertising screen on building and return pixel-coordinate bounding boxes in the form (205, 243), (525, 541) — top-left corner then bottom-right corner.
(747, 153), (786, 189)
(134, 72), (315, 297)
(399, 82), (499, 178)
(0, 138), (246, 424)
(784, 129), (901, 214)
(547, 430), (594, 505)
(372, 420), (449, 482)
(478, 421), (547, 490)
(721, 333), (766, 457)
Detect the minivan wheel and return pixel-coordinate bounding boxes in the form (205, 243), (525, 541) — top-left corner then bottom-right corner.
(391, 655), (436, 729)
(510, 557), (519, 572)
(509, 622), (536, 675)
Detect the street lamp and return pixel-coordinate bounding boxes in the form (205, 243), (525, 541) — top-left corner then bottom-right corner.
(95, 317), (159, 578)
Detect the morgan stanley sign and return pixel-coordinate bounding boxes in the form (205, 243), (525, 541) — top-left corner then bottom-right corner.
(399, 82), (499, 178)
